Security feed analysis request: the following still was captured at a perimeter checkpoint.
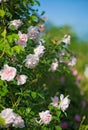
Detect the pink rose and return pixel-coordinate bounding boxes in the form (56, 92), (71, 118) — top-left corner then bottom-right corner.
(0, 64), (16, 81)
(16, 31), (28, 47)
(39, 110), (52, 124)
(16, 75), (28, 85)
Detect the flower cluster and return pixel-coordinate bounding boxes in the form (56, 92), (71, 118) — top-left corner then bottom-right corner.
(51, 94), (70, 112)
(0, 108), (25, 128)
(24, 26), (45, 69)
(35, 94), (70, 125)
(0, 64), (27, 85)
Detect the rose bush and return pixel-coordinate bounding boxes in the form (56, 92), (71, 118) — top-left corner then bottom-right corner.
(0, 0), (87, 130)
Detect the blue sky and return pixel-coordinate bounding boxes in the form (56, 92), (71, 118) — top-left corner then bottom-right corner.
(39, 0), (88, 40)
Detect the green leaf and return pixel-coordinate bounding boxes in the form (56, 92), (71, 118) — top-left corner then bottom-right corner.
(11, 45), (24, 54)
(31, 91), (37, 99)
(0, 85), (8, 97)
(0, 9), (5, 17)
(5, 43), (12, 56)
(0, 117), (5, 126)
(1, 28), (7, 37)
(31, 15), (38, 22)
(55, 126), (62, 130)
(56, 110), (61, 118)
(7, 34), (19, 44)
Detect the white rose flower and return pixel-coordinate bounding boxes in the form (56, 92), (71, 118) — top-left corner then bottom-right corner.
(39, 110), (52, 124)
(28, 26), (41, 43)
(0, 108), (16, 128)
(16, 31), (28, 48)
(34, 45), (45, 58)
(58, 94), (70, 112)
(16, 75), (28, 85)
(12, 115), (25, 128)
(0, 64), (17, 81)
(24, 54), (39, 69)
(9, 19), (23, 29)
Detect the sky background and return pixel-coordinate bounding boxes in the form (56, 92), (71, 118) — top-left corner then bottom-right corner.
(39, 0), (88, 40)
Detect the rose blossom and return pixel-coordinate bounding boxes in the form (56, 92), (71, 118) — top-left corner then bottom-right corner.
(51, 96), (59, 107)
(0, 108), (16, 127)
(39, 110), (52, 124)
(62, 34), (71, 45)
(34, 45), (45, 58)
(58, 94), (70, 112)
(24, 54), (39, 69)
(16, 31), (28, 47)
(9, 19), (23, 29)
(0, 64), (17, 81)
(28, 26), (41, 42)
(0, 108), (25, 128)
(49, 59), (58, 71)
(12, 115), (25, 128)
(16, 75), (28, 85)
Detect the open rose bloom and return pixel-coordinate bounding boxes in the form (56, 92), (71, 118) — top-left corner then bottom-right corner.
(16, 31), (28, 48)
(0, 64), (17, 81)
(34, 45), (45, 58)
(0, 108), (25, 128)
(39, 110), (52, 124)
(24, 54), (39, 69)
(16, 74), (28, 85)
(58, 94), (70, 112)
